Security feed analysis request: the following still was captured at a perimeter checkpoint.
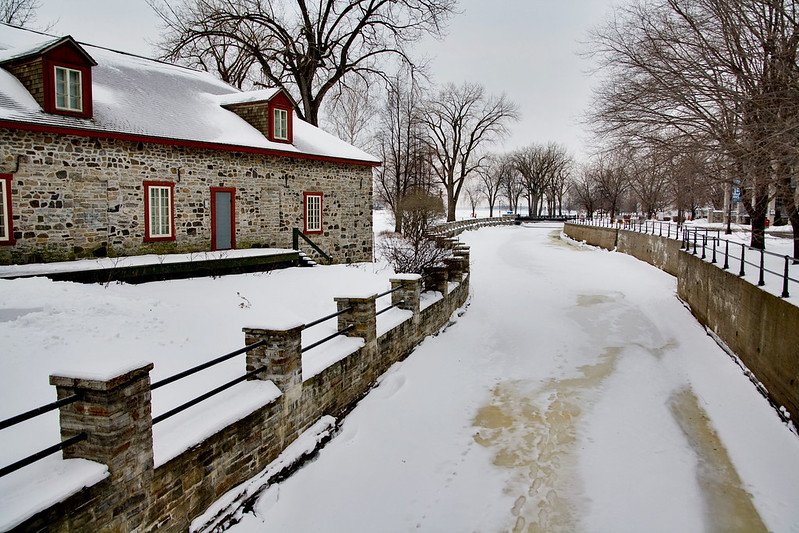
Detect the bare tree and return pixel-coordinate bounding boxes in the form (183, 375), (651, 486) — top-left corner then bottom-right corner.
(627, 145), (672, 219)
(422, 82), (518, 221)
(148, 0), (457, 126)
(547, 155), (572, 216)
(1, 0), (53, 29)
(593, 153), (631, 220)
(464, 176), (481, 217)
(474, 154), (509, 217)
(377, 188), (448, 273)
(587, 0), (799, 255)
(500, 158), (524, 214)
(374, 67), (431, 233)
(569, 164), (602, 219)
(512, 142), (570, 216)
(325, 75), (377, 149)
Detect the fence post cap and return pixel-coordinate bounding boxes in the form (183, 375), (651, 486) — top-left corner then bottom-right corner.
(391, 273), (422, 281)
(333, 291), (377, 301)
(49, 361), (153, 391)
(243, 322), (304, 334)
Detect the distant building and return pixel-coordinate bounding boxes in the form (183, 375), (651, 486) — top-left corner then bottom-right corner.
(0, 24), (379, 265)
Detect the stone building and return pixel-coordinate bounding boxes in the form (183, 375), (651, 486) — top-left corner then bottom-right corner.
(0, 24), (379, 265)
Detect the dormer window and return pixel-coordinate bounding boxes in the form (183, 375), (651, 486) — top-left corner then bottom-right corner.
(0, 35), (96, 119)
(273, 108), (289, 140)
(218, 88), (295, 144)
(54, 66), (83, 112)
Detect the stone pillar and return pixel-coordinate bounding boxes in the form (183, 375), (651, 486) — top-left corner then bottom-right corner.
(389, 275), (422, 315)
(50, 363), (154, 520)
(334, 294), (377, 344)
(454, 248), (470, 273)
(243, 324), (303, 393)
(423, 266), (449, 295)
(443, 257), (465, 282)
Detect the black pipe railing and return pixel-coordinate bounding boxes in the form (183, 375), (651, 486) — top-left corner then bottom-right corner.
(679, 230), (797, 298)
(572, 218), (796, 299)
(301, 324), (355, 353)
(292, 228), (332, 263)
(376, 285), (404, 299)
(0, 392), (84, 478)
(0, 393), (81, 432)
(151, 341), (267, 391)
(376, 301), (406, 317)
(2, 274), (447, 478)
(0, 432), (87, 478)
(303, 306), (352, 330)
(152, 365), (269, 425)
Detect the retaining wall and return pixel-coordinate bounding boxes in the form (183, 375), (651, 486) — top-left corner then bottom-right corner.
(564, 222), (799, 424)
(13, 246), (470, 532)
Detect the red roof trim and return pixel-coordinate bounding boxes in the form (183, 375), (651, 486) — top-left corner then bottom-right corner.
(0, 120), (381, 168)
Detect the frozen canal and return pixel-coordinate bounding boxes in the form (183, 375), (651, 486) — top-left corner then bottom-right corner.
(229, 224), (799, 532)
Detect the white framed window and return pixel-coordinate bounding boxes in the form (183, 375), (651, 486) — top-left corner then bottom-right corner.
(304, 192), (322, 234)
(0, 176), (11, 243)
(54, 66), (83, 112)
(273, 108), (288, 140)
(144, 182), (174, 241)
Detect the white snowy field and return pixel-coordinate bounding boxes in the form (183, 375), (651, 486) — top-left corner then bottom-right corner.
(224, 223), (799, 533)
(0, 215), (400, 528)
(0, 213), (797, 531)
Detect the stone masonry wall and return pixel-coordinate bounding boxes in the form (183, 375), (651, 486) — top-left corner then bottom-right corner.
(14, 240), (470, 532)
(563, 222), (799, 425)
(0, 128), (373, 264)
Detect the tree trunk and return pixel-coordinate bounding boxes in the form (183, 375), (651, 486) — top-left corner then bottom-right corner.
(746, 183), (769, 250)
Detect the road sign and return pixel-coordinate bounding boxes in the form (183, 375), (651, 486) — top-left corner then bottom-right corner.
(732, 187), (741, 202)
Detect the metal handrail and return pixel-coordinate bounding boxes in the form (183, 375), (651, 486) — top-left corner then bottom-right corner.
(152, 365), (268, 425)
(303, 306), (352, 330)
(151, 340), (268, 391)
(574, 218), (796, 299)
(292, 228), (332, 262)
(0, 432), (87, 478)
(0, 393), (81, 432)
(376, 285), (404, 299)
(301, 324), (355, 353)
(376, 301), (406, 317)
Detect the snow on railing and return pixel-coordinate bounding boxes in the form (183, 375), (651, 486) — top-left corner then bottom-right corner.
(572, 218), (797, 300)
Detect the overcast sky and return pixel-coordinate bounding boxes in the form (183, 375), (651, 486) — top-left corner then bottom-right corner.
(35, 0), (618, 161)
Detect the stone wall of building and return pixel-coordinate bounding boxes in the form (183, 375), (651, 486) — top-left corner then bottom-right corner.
(563, 222), (799, 425)
(0, 128), (373, 264)
(12, 240), (470, 532)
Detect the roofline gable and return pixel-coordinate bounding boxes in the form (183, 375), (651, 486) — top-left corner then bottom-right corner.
(219, 87), (297, 111)
(0, 35), (97, 67)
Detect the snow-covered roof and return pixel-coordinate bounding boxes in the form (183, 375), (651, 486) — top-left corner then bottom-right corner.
(0, 24), (380, 165)
(214, 88), (283, 107)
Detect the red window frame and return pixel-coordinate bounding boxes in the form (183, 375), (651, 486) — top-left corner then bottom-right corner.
(143, 181), (176, 242)
(0, 174), (14, 245)
(210, 187), (237, 251)
(42, 58), (93, 119)
(268, 104), (293, 144)
(303, 192), (323, 235)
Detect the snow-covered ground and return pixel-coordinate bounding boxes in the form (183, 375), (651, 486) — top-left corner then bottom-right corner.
(1, 213), (798, 531)
(224, 223), (799, 532)
(0, 213), (401, 529)
(578, 217), (798, 303)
